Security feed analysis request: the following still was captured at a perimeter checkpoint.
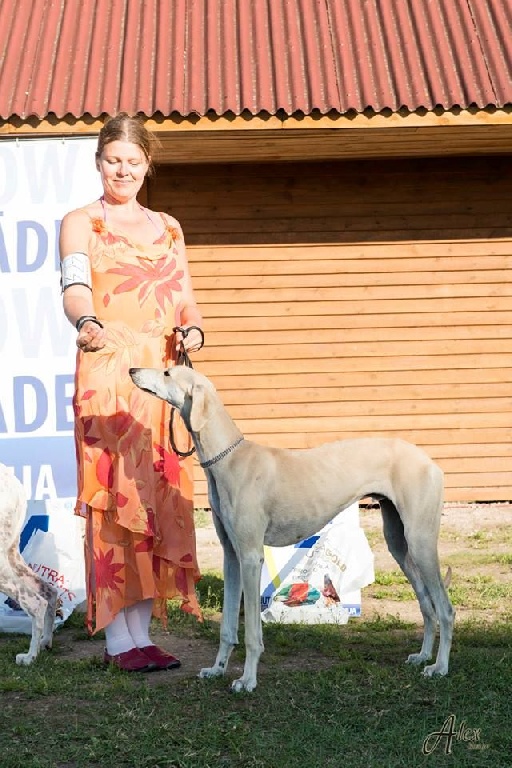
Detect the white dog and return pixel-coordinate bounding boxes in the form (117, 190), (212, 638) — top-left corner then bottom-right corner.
(0, 464), (58, 664)
(130, 366), (455, 692)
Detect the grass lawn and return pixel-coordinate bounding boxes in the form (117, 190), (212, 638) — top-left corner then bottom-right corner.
(0, 505), (511, 768)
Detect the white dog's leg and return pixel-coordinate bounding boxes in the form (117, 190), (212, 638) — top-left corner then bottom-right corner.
(1, 470), (57, 664)
(231, 550), (265, 693)
(2, 551), (57, 665)
(422, 603), (455, 677)
(199, 536), (242, 681)
(41, 582), (59, 650)
(22, 560), (59, 652)
(380, 499), (439, 666)
(402, 556), (438, 666)
(6, 577), (46, 665)
(16, 594), (47, 665)
(403, 544), (454, 675)
(411, 550), (455, 677)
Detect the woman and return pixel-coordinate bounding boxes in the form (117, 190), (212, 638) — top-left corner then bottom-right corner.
(60, 113), (204, 672)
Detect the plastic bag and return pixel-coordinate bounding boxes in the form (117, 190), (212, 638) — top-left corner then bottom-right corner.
(261, 504), (375, 625)
(0, 498), (86, 634)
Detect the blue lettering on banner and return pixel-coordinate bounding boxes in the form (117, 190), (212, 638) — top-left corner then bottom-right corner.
(24, 141), (85, 205)
(0, 374), (74, 435)
(12, 287), (73, 358)
(0, 215), (63, 274)
(17, 220), (48, 271)
(55, 374), (74, 430)
(0, 285), (73, 357)
(14, 377), (48, 432)
(0, 212), (10, 272)
(0, 401), (6, 432)
(0, 140), (88, 206)
(0, 436), (77, 499)
(54, 219), (61, 270)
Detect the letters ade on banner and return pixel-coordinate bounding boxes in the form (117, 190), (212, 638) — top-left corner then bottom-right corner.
(0, 137), (102, 506)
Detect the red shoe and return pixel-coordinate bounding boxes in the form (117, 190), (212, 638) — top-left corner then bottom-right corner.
(139, 644), (181, 669)
(103, 647), (156, 673)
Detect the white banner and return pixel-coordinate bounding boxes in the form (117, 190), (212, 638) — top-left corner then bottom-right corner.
(0, 137), (102, 505)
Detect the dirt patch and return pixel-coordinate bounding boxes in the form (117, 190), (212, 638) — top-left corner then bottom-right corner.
(53, 627), (226, 685)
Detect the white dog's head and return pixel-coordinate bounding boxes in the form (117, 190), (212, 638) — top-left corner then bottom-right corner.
(129, 365), (216, 432)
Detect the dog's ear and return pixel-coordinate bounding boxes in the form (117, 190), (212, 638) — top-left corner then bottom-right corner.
(189, 383), (208, 432)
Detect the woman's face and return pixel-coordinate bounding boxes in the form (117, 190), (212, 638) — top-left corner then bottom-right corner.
(96, 140), (150, 203)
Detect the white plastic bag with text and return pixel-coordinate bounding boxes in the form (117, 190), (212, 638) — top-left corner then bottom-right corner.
(261, 504), (375, 625)
(0, 498), (86, 634)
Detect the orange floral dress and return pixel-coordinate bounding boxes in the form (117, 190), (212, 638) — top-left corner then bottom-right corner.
(73, 213), (201, 634)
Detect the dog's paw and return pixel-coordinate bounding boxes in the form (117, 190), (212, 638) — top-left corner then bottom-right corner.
(231, 676), (257, 693)
(198, 665), (225, 679)
(422, 662), (448, 678)
(42, 636), (53, 650)
(406, 652), (430, 666)
(16, 652), (35, 666)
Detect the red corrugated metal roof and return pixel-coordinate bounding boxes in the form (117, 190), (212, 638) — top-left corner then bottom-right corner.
(0, 0), (510, 121)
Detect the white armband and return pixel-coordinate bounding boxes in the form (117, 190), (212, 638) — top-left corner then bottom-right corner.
(60, 252), (92, 291)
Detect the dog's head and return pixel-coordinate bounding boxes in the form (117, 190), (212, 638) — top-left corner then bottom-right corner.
(129, 365), (216, 433)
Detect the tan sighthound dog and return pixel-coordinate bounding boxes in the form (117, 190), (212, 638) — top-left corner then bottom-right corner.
(0, 464), (58, 664)
(130, 366), (455, 692)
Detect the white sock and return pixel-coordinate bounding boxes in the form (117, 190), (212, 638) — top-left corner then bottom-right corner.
(125, 598), (154, 648)
(104, 609), (136, 655)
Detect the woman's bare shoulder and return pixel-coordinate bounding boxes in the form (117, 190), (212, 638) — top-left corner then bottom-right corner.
(59, 202), (102, 255)
(62, 201), (102, 226)
(158, 211), (182, 230)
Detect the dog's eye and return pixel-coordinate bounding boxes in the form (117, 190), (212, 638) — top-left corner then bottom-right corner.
(164, 370), (170, 377)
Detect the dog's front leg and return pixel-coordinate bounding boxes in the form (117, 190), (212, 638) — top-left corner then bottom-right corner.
(231, 549), (265, 693)
(2, 555), (49, 665)
(199, 534), (242, 681)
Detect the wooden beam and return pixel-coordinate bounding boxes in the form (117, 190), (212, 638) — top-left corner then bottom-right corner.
(1, 110), (511, 161)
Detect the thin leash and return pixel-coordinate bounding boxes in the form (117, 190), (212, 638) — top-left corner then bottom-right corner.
(168, 325), (204, 458)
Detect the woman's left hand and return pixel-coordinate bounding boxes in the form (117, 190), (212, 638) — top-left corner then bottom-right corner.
(175, 325), (204, 354)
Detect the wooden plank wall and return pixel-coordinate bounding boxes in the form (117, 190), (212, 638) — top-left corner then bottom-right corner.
(151, 156), (512, 505)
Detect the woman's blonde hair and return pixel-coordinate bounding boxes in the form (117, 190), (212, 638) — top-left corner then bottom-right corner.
(96, 113), (158, 176)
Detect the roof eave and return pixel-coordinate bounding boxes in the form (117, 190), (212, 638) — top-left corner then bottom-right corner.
(1, 108), (511, 163)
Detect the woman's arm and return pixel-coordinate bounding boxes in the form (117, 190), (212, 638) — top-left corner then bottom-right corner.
(59, 209), (106, 352)
(167, 217), (204, 352)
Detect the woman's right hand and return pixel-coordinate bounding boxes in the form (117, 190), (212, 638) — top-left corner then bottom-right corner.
(77, 320), (107, 352)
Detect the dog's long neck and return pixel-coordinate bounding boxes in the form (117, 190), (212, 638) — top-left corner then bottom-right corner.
(193, 395), (244, 467)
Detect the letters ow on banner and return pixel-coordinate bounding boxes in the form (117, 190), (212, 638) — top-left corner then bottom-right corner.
(0, 138), (102, 630)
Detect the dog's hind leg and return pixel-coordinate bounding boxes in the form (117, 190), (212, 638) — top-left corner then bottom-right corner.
(199, 522), (242, 682)
(379, 498), (440, 669)
(41, 580), (59, 650)
(404, 536), (454, 677)
(380, 496), (455, 676)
